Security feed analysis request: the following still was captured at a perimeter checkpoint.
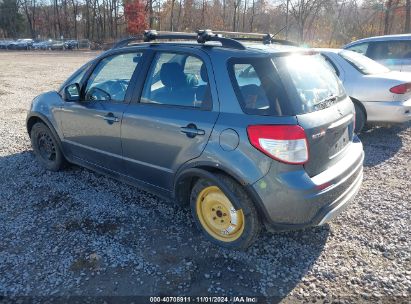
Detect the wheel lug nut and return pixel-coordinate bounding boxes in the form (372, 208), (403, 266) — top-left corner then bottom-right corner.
(212, 208), (215, 211)
(213, 217), (216, 220)
(221, 220), (224, 223)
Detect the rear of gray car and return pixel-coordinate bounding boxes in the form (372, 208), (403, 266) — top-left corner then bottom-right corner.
(198, 47), (364, 231)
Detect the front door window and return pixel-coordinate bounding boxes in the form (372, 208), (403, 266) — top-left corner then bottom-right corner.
(84, 52), (143, 102)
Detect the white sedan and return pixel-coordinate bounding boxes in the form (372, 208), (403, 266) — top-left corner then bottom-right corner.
(317, 48), (411, 132)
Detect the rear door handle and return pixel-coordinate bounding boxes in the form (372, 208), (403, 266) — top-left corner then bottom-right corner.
(180, 124), (205, 138)
(98, 113), (119, 124)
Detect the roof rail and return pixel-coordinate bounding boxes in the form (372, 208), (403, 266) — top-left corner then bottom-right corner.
(143, 29), (246, 50)
(111, 29), (297, 50)
(111, 35), (143, 49)
(213, 30), (298, 46)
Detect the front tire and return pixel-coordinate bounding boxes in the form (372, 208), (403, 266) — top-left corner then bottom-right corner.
(190, 174), (260, 250)
(30, 122), (66, 171)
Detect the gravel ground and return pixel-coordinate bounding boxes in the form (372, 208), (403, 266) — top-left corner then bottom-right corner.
(0, 51), (410, 303)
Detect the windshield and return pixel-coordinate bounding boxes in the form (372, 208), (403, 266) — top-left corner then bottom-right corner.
(339, 50), (390, 74)
(228, 53), (345, 116)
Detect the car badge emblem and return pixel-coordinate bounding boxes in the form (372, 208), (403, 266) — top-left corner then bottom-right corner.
(312, 129), (326, 139)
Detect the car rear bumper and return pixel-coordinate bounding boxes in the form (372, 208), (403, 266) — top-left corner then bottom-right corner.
(250, 136), (364, 231)
(363, 99), (411, 123)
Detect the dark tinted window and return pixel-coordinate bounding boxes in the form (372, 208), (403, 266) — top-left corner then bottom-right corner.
(368, 40), (411, 60)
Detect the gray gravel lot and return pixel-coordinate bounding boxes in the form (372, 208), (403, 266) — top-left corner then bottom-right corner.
(0, 51), (410, 303)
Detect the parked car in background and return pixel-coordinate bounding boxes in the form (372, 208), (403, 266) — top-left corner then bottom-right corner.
(0, 40), (14, 49)
(78, 39), (90, 49)
(318, 48), (411, 132)
(8, 39), (33, 50)
(343, 34), (411, 72)
(26, 30), (363, 250)
(32, 41), (43, 50)
(64, 40), (79, 50)
(32, 40), (53, 50)
(50, 40), (65, 50)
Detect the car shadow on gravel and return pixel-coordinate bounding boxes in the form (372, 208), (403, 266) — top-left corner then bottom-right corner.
(101, 203), (330, 302)
(0, 150), (329, 302)
(358, 122), (410, 167)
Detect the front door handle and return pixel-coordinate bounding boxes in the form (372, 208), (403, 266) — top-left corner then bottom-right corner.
(180, 123), (205, 138)
(98, 113), (119, 124)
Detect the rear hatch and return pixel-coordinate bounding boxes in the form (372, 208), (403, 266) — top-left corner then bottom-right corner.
(296, 100), (354, 176)
(229, 51), (355, 176)
(273, 53), (355, 176)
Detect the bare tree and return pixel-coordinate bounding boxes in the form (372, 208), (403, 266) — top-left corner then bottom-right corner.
(406, 0), (410, 32)
(21, 0), (36, 38)
(383, 0), (392, 34)
(289, 0), (325, 42)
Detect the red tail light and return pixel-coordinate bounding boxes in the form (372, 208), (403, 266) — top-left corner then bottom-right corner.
(247, 125), (309, 164)
(390, 83), (411, 94)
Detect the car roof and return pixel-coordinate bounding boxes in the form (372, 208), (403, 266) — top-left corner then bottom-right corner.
(344, 34), (411, 48)
(315, 48), (342, 54)
(107, 41), (302, 57)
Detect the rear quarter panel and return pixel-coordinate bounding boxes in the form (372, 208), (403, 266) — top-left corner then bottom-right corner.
(181, 49), (299, 185)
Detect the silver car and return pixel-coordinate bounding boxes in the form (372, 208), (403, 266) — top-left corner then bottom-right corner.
(317, 48), (411, 132)
(343, 34), (411, 72)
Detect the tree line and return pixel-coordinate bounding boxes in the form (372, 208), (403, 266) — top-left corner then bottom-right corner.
(0, 0), (410, 46)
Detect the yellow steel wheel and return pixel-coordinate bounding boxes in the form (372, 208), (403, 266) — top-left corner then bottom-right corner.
(196, 186), (245, 242)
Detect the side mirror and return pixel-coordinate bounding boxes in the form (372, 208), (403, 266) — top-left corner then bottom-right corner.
(63, 83), (80, 102)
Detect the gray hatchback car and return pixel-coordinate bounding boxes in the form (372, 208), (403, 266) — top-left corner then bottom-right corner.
(27, 30), (364, 249)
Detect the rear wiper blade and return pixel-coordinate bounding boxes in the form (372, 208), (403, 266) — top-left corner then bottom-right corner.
(319, 94), (338, 103)
(315, 94), (339, 110)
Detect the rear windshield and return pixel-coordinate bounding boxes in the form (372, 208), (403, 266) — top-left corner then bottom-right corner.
(339, 50), (390, 74)
(228, 53), (345, 116)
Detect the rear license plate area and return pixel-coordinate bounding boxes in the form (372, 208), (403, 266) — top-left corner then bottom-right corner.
(330, 128), (349, 157)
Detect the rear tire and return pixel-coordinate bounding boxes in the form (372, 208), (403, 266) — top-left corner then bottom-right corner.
(354, 102), (366, 134)
(31, 122), (66, 171)
(190, 174), (260, 250)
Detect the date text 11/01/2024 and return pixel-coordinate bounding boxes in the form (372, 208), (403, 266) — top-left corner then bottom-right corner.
(150, 296), (258, 303)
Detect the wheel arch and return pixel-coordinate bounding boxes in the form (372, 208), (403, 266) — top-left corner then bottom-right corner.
(173, 164), (270, 223)
(350, 97), (367, 120)
(26, 113), (65, 155)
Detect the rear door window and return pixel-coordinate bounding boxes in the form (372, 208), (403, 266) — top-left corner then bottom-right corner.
(141, 52), (211, 109)
(368, 40), (411, 60)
